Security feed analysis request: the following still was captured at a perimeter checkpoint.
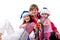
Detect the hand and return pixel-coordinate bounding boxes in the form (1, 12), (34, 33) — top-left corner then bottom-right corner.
(55, 32), (60, 39)
(55, 32), (59, 38)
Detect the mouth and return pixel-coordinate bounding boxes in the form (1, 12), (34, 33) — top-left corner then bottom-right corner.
(26, 18), (29, 21)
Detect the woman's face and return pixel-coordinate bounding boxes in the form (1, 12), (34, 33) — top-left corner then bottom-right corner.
(41, 13), (48, 18)
(30, 8), (38, 16)
(23, 15), (30, 23)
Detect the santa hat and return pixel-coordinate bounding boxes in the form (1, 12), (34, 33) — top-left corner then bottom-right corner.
(40, 7), (50, 15)
(20, 11), (29, 19)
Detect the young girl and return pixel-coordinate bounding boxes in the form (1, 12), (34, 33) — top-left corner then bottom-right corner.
(20, 11), (36, 40)
(40, 7), (53, 40)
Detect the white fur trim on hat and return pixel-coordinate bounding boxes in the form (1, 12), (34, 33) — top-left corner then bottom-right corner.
(22, 13), (29, 17)
(41, 8), (50, 15)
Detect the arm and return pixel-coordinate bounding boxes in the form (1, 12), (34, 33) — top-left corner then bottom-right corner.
(51, 22), (59, 38)
(43, 19), (50, 26)
(51, 22), (58, 33)
(26, 22), (36, 34)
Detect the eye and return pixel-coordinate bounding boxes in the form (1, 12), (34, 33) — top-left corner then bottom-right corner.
(26, 15), (29, 17)
(23, 15), (26, 18)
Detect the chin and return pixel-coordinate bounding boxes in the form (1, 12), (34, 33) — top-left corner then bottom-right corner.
(26, 20), (29, 22)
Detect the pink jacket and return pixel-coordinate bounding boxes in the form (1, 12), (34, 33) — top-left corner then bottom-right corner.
(42, 18), (53, 33)
(20, 22), (36, 34)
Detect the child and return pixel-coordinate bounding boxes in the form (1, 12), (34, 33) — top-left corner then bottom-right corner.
(40, 7), (53, 40)
(20, 11), (36, 40)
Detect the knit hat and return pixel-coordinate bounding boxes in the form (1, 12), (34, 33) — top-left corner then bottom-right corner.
(40, 7), (50, 15)
(20, 11), (29, 19)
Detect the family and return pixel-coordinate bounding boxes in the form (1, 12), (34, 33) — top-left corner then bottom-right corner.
(0, 4), (60, 40)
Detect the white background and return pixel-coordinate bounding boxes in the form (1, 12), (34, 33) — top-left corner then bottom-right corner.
(0, 0), (60, 33)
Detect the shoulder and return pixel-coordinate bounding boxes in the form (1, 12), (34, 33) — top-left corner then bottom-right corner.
(29, 22), (36, 27)
(19, 24), (26, 28)
(45, 18), (51, 24)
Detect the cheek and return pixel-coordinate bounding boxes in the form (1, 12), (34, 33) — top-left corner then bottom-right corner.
(45, 15), (48, 17)
(25, 16), (30, 21)
(24, 17), (26, 21)
(28, 17), (30, 21)
(30, 11), (34, 15)
(27, 17), (30, 20)
(23, 16), (27, 21)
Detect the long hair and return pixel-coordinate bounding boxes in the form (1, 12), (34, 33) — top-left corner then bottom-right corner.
(23, 15), (33, 24)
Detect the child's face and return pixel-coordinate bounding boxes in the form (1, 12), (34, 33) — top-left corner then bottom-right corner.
(41, 13), (48, 18)
(23, 15), (30, 23)
(30, 8), (38, 16)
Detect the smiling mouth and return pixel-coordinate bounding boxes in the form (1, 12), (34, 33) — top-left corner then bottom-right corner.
(26, 18), (29, 20)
